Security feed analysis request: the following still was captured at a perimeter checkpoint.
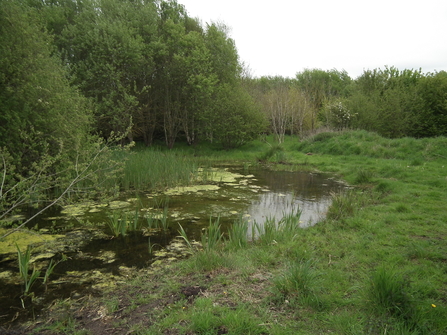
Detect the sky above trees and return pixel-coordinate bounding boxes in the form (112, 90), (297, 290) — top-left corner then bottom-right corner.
(179, 0), (447, 79)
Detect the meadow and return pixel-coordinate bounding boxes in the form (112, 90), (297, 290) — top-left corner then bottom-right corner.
(24, 130), (447, 334)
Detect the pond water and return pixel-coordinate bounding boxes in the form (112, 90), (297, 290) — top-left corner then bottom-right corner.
(0, 166), (346, 325)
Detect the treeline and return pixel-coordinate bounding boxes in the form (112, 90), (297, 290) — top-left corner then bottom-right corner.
(2, 0), (447, 170)
(247, 67), (447, 143)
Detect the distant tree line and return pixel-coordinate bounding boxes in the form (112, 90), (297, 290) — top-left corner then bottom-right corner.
(246, 67), (447, 142)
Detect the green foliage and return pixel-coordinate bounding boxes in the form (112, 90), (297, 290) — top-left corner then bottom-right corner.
(210, 84), (266, 149)
(0, 0), (91, 170)
(411, 71), (447, 137)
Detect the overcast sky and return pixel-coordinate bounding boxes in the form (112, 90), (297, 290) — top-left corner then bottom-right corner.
(178, 0), (447, 79)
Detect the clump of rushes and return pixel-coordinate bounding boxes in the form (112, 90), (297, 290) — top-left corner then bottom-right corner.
(178, 217), (224, 254)
(178, 223), (194, 252)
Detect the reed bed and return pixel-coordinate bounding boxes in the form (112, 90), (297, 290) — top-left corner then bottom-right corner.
(119, 149), (200, 191)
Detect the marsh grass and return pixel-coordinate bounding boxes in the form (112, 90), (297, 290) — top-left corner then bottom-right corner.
(177, 223), (194, 251)
(159, 206), (170, 233)
(257, 144), (285, 163)
(251, 209), (302, 245)
(355, 168), (375, 184)
(120, 149), (199, 191)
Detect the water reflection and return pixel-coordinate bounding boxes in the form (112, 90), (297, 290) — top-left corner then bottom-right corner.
(228, 168), (344, 236)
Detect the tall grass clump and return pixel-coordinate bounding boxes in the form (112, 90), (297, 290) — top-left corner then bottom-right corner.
(326, 190), (357, 221)
(251, 217), (277, 245)
(120, 148), (198, 191)
(202, 217), (224, 253)
(226, 216), (249, 250)
(366, 267), (419, 329)
(250, 209), (302, 245)
(257, 144), (285, 163)
(272, 259), (323, 309)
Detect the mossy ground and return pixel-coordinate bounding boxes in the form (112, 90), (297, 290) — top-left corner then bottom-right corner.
(3, 131), (447, 334)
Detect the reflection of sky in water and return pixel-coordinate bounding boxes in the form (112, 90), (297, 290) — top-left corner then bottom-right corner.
(227, 168), (346, 237)
(245, 191), (333, 228)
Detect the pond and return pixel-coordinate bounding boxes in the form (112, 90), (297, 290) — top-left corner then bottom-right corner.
(0, 166), (346, 326)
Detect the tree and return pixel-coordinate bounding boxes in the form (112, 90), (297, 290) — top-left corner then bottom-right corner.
(411, 71), (447, 137)
(210, 84), (266, 149)
(60, 0), (153, 140)
(295, 69), (352, 131)
(349, 67), (421, 137)
(0, 0), (91, 172)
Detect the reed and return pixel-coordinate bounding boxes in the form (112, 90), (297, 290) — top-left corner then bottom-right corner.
(159, 206), (170, 233)
(107, 209), (143, 237)
(145, 212), (157, 229)
(120, 149), (199, 191)
(129, 208), (142, 231)
(177, 223), (194, 252)
(278, 208), (302, 235)
(16, 244), (40, 296)
(201, 217), (223, 253)
(43, 254), (66, 292)
(107, 211), (127, 237)
(227, 216), (248, 250)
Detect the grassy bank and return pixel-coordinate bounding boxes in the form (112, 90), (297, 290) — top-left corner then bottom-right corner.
(24, 131), (447, 334)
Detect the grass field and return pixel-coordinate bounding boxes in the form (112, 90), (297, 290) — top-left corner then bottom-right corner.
(28, 130), (447, 334)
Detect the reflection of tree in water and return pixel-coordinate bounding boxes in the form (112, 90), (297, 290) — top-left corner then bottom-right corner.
(251, 170), (342, 199)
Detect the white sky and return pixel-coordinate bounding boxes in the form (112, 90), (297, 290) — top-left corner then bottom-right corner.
(178, 0), (447, 79)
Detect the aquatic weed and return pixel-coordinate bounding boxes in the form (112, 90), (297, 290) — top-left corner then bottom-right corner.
(16, 244), (40, 296)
